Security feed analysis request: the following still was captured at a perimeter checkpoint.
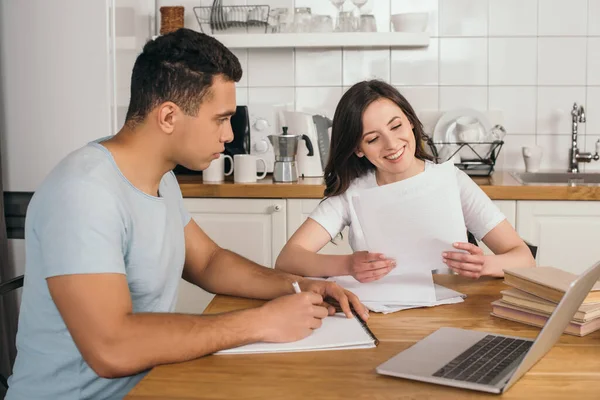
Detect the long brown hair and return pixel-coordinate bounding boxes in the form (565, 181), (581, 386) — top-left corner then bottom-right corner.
(324, 80), (433, 198)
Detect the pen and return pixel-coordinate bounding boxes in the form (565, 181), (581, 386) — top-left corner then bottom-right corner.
(292, 281), (301, 294)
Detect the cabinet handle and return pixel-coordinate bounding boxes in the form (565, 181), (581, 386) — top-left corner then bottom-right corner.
(273, 204), (282, 212)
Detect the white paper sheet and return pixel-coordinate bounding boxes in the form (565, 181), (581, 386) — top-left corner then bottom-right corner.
(349, 161), (468, 304)
(215, 313), (376, 355)
(331, 273), (436, 303)
(361, 283), (467, 314)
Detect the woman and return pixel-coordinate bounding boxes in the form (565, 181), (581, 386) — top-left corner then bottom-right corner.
(276, 80), (535, 282)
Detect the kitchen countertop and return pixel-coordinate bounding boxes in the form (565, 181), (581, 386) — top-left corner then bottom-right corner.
(177, 171), (600, 200)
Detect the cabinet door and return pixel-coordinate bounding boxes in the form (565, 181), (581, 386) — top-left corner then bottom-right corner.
(286, 199), (353, 255)
(176, 198), (287, 313)
(478, 200), (517, 255)
(517, 201), (600, 274)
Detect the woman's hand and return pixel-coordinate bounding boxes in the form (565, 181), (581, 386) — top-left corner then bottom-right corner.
(442, 242), (488, 279)
(348, 251), (395, 283)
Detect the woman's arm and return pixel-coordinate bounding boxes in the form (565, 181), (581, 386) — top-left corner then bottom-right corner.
(442, 220), (536, 278)
(275, 218), (395, 282)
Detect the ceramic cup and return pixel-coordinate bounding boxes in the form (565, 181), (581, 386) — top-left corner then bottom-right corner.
(455, 116), (482, 143)
(203, 153), (233, 182)
(522, 146), (543, 173)
(233, 154), (268, 183)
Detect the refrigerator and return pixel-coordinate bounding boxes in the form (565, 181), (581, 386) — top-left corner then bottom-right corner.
(0, 0), (155, 392)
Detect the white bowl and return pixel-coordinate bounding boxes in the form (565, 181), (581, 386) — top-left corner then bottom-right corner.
(391, 12), (428, 33)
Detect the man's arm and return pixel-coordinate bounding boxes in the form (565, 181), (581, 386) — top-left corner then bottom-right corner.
(181, 219), (306, 299)
(48, 274), (327, 379)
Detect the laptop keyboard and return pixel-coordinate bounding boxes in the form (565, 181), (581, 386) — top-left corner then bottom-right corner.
(432, 335), (533, 385)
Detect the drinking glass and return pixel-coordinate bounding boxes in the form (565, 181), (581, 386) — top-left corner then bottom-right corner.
(329, 0), (347, 32)
(351, 0), (368, 30)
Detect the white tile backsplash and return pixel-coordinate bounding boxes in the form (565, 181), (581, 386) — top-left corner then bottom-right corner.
(207, 1), (600, 172)
(439, 38), (487, 85)
(537, 38), (587, 86)
(538, 0), (588, 36)
(588, 38), (600, 86)
(343, 49), (390, 86)
(295, 49), (342, 86)
(247, 49), (294, 87)
(488, 0), (537, 37)
(439, 0), (488, 37)
(489, 87), (537, 134)
(391, 39), (438, 85)
(590, 0), (600, 36)
(489, 38), (537, 85)
(537, 87), (587, 135)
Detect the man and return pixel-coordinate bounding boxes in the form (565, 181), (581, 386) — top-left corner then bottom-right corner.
(6, 28), (368, 400)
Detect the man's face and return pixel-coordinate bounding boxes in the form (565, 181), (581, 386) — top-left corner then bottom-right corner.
(174, 75), (236, 171)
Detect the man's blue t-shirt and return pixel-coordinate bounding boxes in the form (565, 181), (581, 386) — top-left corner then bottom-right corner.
(6, 140), (191, 399)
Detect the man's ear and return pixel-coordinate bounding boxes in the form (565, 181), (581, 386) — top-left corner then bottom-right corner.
(157, 102), (179, 134)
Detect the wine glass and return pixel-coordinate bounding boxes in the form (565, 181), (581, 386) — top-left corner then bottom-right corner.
(351, 0), (368, 30)
(330, 0), (347, 32)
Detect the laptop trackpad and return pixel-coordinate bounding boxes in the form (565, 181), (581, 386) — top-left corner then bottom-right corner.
(377, 327), (489, 376)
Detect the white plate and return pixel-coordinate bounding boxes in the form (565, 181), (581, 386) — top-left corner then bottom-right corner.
(432, 109), (493, 161)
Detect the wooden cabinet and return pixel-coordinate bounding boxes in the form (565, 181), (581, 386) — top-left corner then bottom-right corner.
(175, 198), (287, 313)
(286, 199), (353, 255)
(516, 201), (600, 274)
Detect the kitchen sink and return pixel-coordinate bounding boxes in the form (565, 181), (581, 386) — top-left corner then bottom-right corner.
(511, 172), (600, 186)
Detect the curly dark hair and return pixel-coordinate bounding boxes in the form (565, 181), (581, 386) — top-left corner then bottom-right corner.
(324, 80), (433, 198)
(125, 28), (242, 127)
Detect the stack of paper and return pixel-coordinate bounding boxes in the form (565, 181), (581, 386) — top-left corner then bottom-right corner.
(337, 161), (468, 313)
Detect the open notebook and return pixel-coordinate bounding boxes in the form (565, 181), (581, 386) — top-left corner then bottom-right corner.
(215, 312), (378, 355)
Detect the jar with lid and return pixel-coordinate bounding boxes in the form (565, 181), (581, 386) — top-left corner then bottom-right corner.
(292, 7), (312, 33)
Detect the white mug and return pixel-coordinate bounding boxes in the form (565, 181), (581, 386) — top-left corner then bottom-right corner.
(233, 154), (267, 183)
(203, 153), (233, 182)
(455, 116), (482, 143)
(522, 146), (543, 173)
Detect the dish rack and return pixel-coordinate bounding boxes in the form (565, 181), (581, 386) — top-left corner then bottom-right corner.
(193, 4), (271, 34)
(426, 138), (504, 177)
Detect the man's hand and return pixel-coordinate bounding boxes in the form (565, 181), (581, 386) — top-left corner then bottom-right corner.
(348, 251), (396, 283)
(258, 292), (329, 342)
(299, 279), (369, 322)
(442, 242), (488, 279)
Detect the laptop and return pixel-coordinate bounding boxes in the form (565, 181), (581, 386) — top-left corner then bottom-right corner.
(376, 261), (600, 394)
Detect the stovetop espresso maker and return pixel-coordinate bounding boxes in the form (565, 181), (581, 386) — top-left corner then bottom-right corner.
(268, 127), (314, 182)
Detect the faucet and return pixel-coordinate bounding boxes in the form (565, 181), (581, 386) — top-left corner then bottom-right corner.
(569, 102), (600, 173)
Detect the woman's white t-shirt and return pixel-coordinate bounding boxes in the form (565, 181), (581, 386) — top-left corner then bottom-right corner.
(309, 162), (506, 252)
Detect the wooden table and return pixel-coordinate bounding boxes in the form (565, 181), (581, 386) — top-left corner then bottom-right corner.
(126, 275), (600, 399)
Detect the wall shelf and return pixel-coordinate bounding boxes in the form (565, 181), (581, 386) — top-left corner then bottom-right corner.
(198, 32), (429, 49)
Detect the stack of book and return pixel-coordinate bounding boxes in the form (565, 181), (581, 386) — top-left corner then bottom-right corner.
(491, 267), (600, 336)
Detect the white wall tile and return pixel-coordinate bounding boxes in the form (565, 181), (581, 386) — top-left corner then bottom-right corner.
(590, 0), (600, 36)
(538, 0), (588, 36)
(231, 49), (248, 87)
(536, 135), (572, 171)
(439, 87), (488, 110)
(248, 87), (295, 106)
(588, 38), (600, 86)
(537, 87), (586, 135)
(343, 49), (390, 86)
(495, 134), (536, 172)
(538, 38), (587, 86)
(587, 87), (600, 135)
(395, 86), (439, 112)
(488, 0), (537, 37)
(584, 136), (600, 172)
(391, 39), (439, 85)
(295, 86), (343, 117)
(295, 49), (342, 86)
(247, 49), (294, 87)
(489, 38), (537, 85)
(489, 87), (536, 134)
(391, 0), (438, 37)
(236, 87), (248, 105)
(440, 38), (487, 85)
(439, 0), (488, 37)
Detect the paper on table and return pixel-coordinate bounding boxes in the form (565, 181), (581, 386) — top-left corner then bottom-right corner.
(215, 313), (376, 355)
(363, 297), (464, 314)
(353, 160), (467, 274)
(331, 273), (436, 304)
